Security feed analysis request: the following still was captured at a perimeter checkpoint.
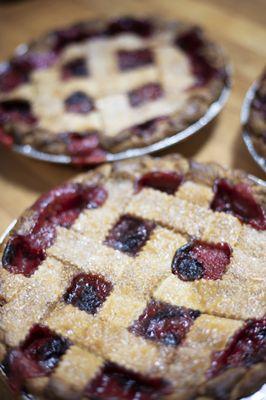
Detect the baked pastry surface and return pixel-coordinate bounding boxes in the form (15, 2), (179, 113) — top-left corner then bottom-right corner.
(0, 155), (265, 399)
(0, 17), (228, 163)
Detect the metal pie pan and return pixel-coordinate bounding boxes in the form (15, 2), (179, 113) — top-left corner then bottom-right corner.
(241, 81), (266, 173)
(2, 48), (232, 166)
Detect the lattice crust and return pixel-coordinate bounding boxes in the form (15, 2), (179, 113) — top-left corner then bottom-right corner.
(0, 17), (228, 160)
(0, 154), (265, 400)
(246, 69), (266, 160)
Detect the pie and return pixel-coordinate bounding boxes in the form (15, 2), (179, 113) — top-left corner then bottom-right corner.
(244, 69), (266, 165)
(0, 16), (228, 164)
(0, 154), (265, 400)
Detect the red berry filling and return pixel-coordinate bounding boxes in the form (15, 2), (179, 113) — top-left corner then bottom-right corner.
(62, 131), (107, 165)
(175, 27), (225, 87)
(106, 17), (154, 38)
(64, 273), (113, 314)
(0, 99), (37, 126)
(172, 241), (232, 281)
(2, 183), (107, 276)
(1, 235), (46, 277)
(211, 179), (266, 231)
(135, 171), (183, 195)
(105, 215), (155, 256)
(129, 83), (163, 107)
(85, 362), (171, 400)
(52, 24), (103, 53)
(0, 126), (14, 147)
(0, 52), (57, 93)
(207, 318), (266, 379)
(130, 301), (200, 346)
(117, 48), (154, 71)
(61, 57), (88, 80)
(2, 324), (70, 393)
(0, 62), (30, 93)
(130, 116), (169, 138)
(65, 91), (94, 114)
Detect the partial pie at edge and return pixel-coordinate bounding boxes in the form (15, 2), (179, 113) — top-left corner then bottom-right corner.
(0, 154), (265, 400)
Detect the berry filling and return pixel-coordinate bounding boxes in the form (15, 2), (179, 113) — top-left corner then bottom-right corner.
(210, 179), (266, 231)
(117, 48), (154, 71)
(2, 183), (107, 276)
(129, 83), (163, 107)
(207, 318), (266, 379)
(61, 57), (88, 80)
(85, 362), (171, 400)
(0, 99), (37, 126)
(251, 72), (266, 117)
(62, 132), (107, 165)
(105, 215), (155, 256)
(2, 324), (70, 393)
(106, 17), (154, 38)
(0, 61), (30, 93)
(135, 171), (183, 195)
(65, 91), (95, 114)
(130, 301), (200, 346)
(52, 24), (102, 53)
(64, 273), (113, 314)
(0, 52), (57, 93)
(175, 27), (223, 87)
(130, 116), (169, 138)
(172, 241), (232, 281)
(0, 126), (14, 147)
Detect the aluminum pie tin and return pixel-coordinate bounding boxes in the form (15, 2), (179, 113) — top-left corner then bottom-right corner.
(241, 80), (266, 173)
(1, 43), (232, 166)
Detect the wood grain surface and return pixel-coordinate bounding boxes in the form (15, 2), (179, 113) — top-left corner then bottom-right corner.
(0, 0), (265, 235)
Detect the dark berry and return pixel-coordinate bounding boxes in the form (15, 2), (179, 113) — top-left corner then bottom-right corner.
(3, 325), (69, 393)
(61, 57), (88, 80)
(135, 171), (183, 195)
(175, 27), (223, 87)
(130, 301), (200, 346)
(130, 116), (169, 138)
(2, 183), (107, 276)
(0, 63), (30, 93)
(106, 17), (154, 38)
(173, 253), (204, 281)
(64, 273), (113, 314)
(65, 132), (99, 155)
(65, 91), (94, 114)
(2, 235), (46, 277)
(207, 318), (266, 379)
(0, 99), (37, 126)
(171, 241), (231, 281)
(211, 179), (266, 231)
(105, 215), (155, 256)
(117, 48), (154, 71)
(85, 362), (171, 400)
(53, 24), (102, 53)
(128, 83), (163, 107)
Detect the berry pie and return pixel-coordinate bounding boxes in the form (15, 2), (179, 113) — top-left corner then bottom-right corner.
(244, 69), (266, 165)
(0, 154), (265, 400)
(0, 17), (228, 164)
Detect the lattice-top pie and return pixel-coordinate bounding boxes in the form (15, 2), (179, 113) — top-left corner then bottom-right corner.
(245, 69), (266, 162)
(0, 17), (228, 164)
(0, 155), (265, 400)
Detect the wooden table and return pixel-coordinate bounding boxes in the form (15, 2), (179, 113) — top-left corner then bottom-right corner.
(0, 0), (265, 235)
